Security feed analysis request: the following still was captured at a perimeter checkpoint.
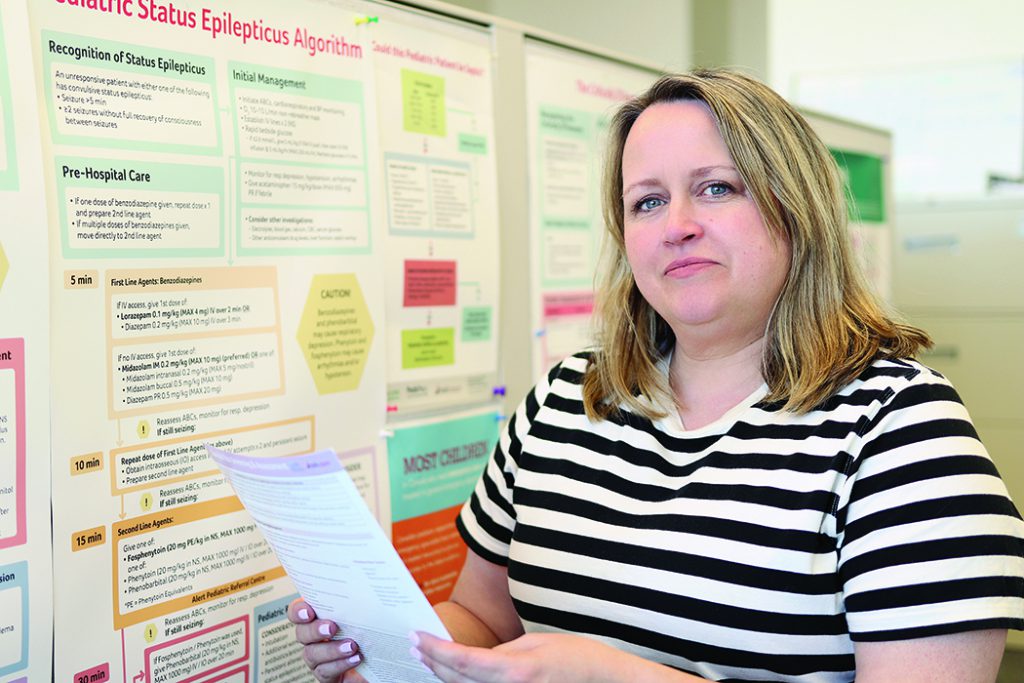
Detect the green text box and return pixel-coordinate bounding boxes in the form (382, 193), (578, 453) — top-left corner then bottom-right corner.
(227, 61), (364, 101)
(402, 327), (455, 369)
(461, 306), (492, 342)
(0, 8), (17, 190)
(228, 61), (371, 258)
(388, 411), (499, 522)
(402, 69), (446, 137)
(41, 31), (221, 155)
(539, 105), (591, 139)
(56, 156), (224, 259)
(458, 133), (487, 155)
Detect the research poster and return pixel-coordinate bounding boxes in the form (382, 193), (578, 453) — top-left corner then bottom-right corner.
(372, 7), (502, 414)
(386, 408), (500, 604)
(30, 0), (390, 680)
(523, 40), (654, 377)
(0, 3), (53, 680)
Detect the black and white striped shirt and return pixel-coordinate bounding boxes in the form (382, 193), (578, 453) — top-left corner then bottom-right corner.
(457, 352), (1024, 682)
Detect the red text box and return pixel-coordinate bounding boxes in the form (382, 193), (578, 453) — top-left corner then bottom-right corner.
(403, 260), (456, 307)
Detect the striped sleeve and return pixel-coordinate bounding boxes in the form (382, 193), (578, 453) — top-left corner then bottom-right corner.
(837, 365), (1024, 641)
(456, 360), (560, 565)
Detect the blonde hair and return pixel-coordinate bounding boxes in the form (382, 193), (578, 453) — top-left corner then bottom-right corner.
(583, 69), (930, 421)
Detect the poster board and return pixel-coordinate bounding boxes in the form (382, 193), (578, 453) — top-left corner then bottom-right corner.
(30, 0), (388, 679)
(0, 3), (53, 681)
(372, 5), (502, 414)
(523, 38), (656, 377)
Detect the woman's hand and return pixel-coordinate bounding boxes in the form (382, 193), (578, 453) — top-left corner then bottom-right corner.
(410, 631), (638, 683)
(288, 598), (367, 683)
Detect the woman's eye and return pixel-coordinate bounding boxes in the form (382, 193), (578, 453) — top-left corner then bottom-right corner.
(634, 196), (665, 213)
(701, 182), (732, 197)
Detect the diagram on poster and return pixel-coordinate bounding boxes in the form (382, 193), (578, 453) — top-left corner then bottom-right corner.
(372, 8), (502, 413)
(524, 40), (655, 376)
(31, 1), (390, 680)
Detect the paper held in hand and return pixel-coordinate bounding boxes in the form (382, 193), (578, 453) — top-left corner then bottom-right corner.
(205, 445), (450, 683)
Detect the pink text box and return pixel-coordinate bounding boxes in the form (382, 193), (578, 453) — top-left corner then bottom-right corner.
(145, 616), (249, 683)
(543, 291), (594, 318)
(0, 338), (26, 549)
(403, 260), (456, 307)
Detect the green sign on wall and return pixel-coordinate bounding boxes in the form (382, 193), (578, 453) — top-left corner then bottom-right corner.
(830, 149), (885, 223)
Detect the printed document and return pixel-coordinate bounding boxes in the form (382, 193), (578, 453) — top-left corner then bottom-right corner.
(206, 445), (449, 683)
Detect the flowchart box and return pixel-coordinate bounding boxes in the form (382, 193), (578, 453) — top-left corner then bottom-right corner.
(105, 267), (284, 418)
(110, 417), (314, 495)
(111, 498), (284, 629)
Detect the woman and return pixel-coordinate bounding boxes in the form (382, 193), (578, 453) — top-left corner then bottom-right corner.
(291, 70), (1024, 682)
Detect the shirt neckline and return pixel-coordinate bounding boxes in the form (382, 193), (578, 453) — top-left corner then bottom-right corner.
(651, 351), (769, 437)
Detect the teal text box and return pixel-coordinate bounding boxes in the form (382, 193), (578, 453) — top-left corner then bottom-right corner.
(458, 133), (487, 155)
(0, 8), (18, 190)
(539, 105), (591, 139)
(0, 561), (29, 677)
(228, 61), (371, 257)
(384, 153), (475, 239)
(388, 412), (499, 522)
(56, 155), (224, 259)
(227, 61), (364, 101)
(41, 31), (221, 155)
(461, 306), (492, 342)
(253, 592), (301, 681)
(537, 104), (598, 288)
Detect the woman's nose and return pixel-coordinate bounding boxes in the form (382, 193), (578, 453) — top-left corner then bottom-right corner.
(663, 200), (704, 244)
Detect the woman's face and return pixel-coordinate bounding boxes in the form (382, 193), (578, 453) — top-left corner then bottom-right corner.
(621, 100), (790, 352)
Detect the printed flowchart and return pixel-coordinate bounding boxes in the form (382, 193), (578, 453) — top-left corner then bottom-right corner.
(524, 40), (655, 375)
(374, 10), (502, 413)
(4, 0), (511, 678)
(34, 1), (391, 681)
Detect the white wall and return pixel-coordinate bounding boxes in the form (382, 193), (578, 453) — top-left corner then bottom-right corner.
(440, 0), (691, 72)
(766, 0), (1024, 96)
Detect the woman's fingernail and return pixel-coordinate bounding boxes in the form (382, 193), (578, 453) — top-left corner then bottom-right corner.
(298, 608), (309, 620)
(319, 623), (332, 637)
(408, 630), (421, 647)
(346, 654), (362, 666)
(338, 640), (354, 655)
(410, 646), (423, 662)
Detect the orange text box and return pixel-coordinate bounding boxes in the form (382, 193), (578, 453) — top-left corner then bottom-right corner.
(70, 451), (104, 477)
(392, 503), (466, 605)
(110, 417), (314, 495)
(105, 267), (284, 418)
(72, 525), (106, 552)
(112, 497), (284, 629)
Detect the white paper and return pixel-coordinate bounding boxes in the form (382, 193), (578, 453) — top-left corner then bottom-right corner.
(207, 445), (449, 683)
